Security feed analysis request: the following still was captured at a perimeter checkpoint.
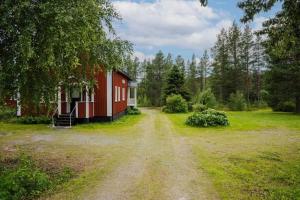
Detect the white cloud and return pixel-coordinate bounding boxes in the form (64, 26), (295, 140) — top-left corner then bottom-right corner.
(133, 51), (154, 61)
(253, 16), (267, 31)
(113, 0), (232, 50)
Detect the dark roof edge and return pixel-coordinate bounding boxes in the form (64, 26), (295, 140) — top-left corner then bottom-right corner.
(116, 70), (133, 81)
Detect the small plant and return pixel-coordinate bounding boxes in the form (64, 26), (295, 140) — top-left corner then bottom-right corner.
(0, 106), (15, 121)
(127, 107), (141, 115)
(274, 101), (295, 112)
(162, 94), (188, 113)
(192, 103), (207, 112)
(0, 154), (75, 200)
(195, 89), (217, 108)
(0, 155), (51, 200)
(186, 109), (229, 127)
(14, 116), (51, 124)
(228, 91), (247, 111)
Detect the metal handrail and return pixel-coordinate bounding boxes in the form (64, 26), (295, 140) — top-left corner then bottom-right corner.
(52, 107), (59, 127)
(69, 104), (76, 127)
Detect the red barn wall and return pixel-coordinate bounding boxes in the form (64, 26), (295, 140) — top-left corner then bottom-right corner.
(94, 71), (107, 117)
(112, 72), (128, 115)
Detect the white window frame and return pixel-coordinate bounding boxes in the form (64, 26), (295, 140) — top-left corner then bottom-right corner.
(122, 88), (125, 101)
(115, 86), (118, 102)
(118, 87), (121, 102)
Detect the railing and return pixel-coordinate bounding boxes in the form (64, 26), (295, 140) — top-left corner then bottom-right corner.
(52, 106), (58, 127)
(69, 105), (76, 127)
(128, 98), (136, 106)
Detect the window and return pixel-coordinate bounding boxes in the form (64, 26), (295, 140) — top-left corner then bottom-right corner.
(122, 88), (125, 101)
(130, 88), (135, 99)
(118, 87), (121, 102)
(115, 86), (118, 102)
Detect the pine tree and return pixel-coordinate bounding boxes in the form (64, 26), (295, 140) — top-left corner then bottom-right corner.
(199, 50), (209, 92)
(240, 25), (254, 104)
(164, 65), (190, 101)
(187, 54), (198, 97)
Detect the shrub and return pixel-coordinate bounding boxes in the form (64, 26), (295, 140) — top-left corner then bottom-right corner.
(163, 94), (188, 113)
(274, 101), (295, 112)
(186, 109), (229, 127)
(127, 107), (141, 115)
(0, 155), (51, 200)
(0, 155), (75, 200)
(192, 103), (207, 112)
(14, 116), (51, 124)
(0, 107), (15, 121)
(198, 89), (217, 108)
(228, 91), (247, 111)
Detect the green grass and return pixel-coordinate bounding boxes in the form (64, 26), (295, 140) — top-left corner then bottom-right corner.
(74, 113), (145, 133)
(0, 113), (144, 199)
(166, 110), (300, 200)
(167, 109), (300, 133)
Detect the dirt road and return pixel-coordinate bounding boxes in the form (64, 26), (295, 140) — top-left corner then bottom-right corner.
(85, 108), (219, 200)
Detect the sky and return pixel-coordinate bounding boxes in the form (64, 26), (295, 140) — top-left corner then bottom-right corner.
(112, 0), (281, 61)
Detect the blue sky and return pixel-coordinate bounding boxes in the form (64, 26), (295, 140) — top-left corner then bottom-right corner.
(112, 0), (281, 61)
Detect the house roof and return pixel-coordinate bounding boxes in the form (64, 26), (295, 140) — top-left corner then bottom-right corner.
(117, 70), (133, 81)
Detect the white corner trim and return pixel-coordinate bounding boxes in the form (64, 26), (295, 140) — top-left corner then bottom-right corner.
(107, 71), (112, 117)
(16, 91), (21, 117)
(85, 86), (89, 118)
(58, 87), (62, 115)
(76, 102), (78, 118)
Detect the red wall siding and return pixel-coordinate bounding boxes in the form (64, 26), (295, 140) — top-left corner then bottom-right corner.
(77, 102), (85, 118)
(112, 72), (128, 115)
(94, 71), (107, 117)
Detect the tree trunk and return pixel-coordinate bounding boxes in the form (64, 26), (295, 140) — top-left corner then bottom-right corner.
(296, 96), (300, 114)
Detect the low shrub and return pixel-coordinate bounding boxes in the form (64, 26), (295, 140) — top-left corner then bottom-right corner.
(198, 89), (217, 108)
(162, 94), (188, 113)
(0, 107), (15, 121)
(274, 101), (295, 112)
(228, 91), (247, 111)
(14, 116), (51, 124)
(192, 103), (207, 112)
(127, 107), (141, 115)
(0, 155), (51, 200)
(186, 109), (229, 127)
(0, 155), (75, 200)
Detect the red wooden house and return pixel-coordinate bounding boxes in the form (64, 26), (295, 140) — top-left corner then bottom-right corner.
(9, 70), (137, 126)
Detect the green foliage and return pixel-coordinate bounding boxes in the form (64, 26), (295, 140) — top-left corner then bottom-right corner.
(0, 0), (132, 107)
(162, 95), (188, 113)
(273, 101), (296, 113)
(14, 116), (51, 124)
(0, 154), (75, 200)
(192, 103), (207, 112)
(127, 107), (141, 115)
(164, 64), (191, 102)
(228, 91), (247, 111)
(0, 107), (15, 121)
(0, 155), (51, 200)
(186, 109), (229, 127)
(137, 95), (151, 107)
(197, 89), (217, 108)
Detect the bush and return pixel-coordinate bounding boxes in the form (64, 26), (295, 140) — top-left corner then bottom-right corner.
(228, 91), (247, 111)
(274, 101), (295, 112)
(0, 155), (51, 200)
(127, 107), (141, 115)
(162, 94), (188, 113)
(198, 89), (217, 108)
(0, 155), (75, 200)
(15, 116), (51, 124)
(0, 107), (15, 121)
(186, 109), (229, 127)
(192, 103), (207, 112)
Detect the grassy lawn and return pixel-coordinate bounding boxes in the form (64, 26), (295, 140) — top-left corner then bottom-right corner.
(0, 114), (145, 199)
(167, 110), (300, 200)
